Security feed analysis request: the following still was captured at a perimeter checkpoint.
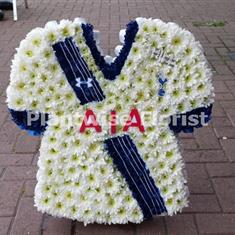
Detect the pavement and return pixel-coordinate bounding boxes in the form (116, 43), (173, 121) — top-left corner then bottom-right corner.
(0, 0), (235, 234)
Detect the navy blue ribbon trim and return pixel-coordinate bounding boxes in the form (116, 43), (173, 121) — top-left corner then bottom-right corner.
(169, 104), (213, 133)
(82, 20), (139, 80)
(52, 37), (105, 105)
(104, 135), (167, 218)
(9, 109), (48, 136)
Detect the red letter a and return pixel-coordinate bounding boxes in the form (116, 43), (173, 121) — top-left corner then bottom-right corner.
(123, 108), (145, 133)
(80, 109), (102, 133)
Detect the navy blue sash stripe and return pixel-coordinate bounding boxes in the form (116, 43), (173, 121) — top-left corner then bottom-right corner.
(66, 39), (104, 101)
(104, 135), (167, 219)
(122, 136), (166, 210)
(52, 37), (105, 105)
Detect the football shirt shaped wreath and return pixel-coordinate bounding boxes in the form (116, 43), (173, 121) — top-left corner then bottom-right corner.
(7, 18), (214, 224)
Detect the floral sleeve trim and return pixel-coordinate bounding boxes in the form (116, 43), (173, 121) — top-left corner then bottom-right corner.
(169, 104), (213, 133)
(81, 20), (139, 80)
(9, 109), (48, 136)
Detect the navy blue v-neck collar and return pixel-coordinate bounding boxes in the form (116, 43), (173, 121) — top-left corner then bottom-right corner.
(81, 20), (139, 80)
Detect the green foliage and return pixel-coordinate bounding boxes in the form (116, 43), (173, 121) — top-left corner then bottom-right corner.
(193, 20), (226, 27)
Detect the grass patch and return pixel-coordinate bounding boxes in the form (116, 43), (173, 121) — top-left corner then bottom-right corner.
(193, 20), (226, 27)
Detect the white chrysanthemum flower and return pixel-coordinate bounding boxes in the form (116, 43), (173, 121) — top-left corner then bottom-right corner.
(59, 19), (75, 38)
(44, 21), (61, 43)
(73, 17), (86, 26)
(26, 27), (44, 48)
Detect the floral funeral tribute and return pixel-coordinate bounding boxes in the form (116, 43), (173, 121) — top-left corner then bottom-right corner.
(6, 17), (214, 224)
